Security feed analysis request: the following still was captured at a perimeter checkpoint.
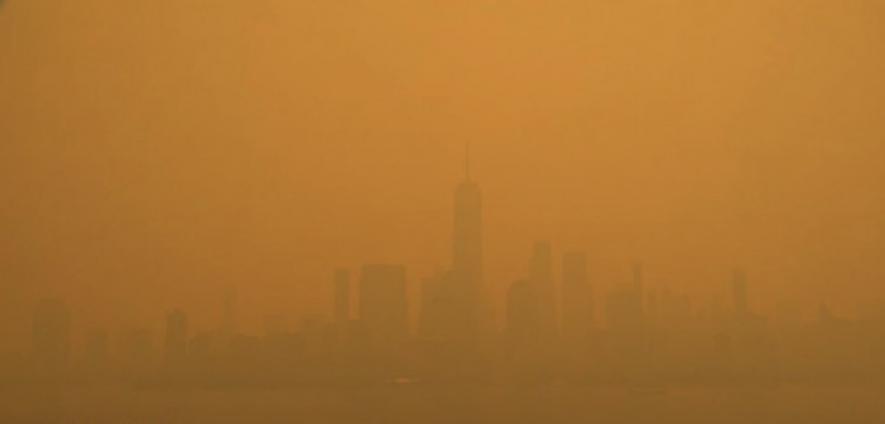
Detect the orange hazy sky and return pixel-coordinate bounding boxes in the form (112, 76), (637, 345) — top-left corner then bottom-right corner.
(1, 1), (884, 346)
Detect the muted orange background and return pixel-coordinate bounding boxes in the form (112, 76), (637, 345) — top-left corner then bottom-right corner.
(1, 1), (884, 349)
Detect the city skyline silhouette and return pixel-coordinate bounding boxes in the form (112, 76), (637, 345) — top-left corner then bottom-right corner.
(3, 1), (885, 423)
(6, 161), (885, 422)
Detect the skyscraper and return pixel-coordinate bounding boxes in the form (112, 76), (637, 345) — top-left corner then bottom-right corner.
(451, 143), (485, 334)
(418, 271), (447, 340)
(119, 328), (154, 376)
(605, 264), (647, 337)
(506, 279), (540, 340)
(530, 241), (556, 334)
(419, 145), (487, 347)
(358, 264), (408, 348)
(562, 251), (592, 339)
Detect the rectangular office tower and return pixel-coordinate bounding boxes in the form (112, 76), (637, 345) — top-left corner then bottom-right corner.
(359, 264), (408, 348)
(530, 241), (557, 334)
(562, 251), (593, 339)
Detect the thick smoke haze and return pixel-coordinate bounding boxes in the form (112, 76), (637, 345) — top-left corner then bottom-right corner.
(4, 2), (885, 423)
(1, 0), (884, 359)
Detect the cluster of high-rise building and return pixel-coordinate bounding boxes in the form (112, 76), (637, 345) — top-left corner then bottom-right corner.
(9, 156), (885, 387)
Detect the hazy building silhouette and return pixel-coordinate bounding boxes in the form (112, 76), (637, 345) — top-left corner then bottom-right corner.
(418, 270), (447, 340)
(506, 279), (540, 339)
(604, 264), (648, 373)
(604, 263), (644, 332)
(119, 328), (153, 376)
(659, 287), (693, 328)
(725, 270), (776, 382)
(505, 277), (557, 383)
(358, 264), (408, 348)
(189, 330), (222, 363)
(423, 143), (491, 346)
(416, 149), (488, 353)
(529, 241), (557, 334)
(32, 298), (71, 372)
(451, 145), (485, 334)
(164, 308), (189, 363)
(605, 285), (644, 337)
(562, 251), (593, 339)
